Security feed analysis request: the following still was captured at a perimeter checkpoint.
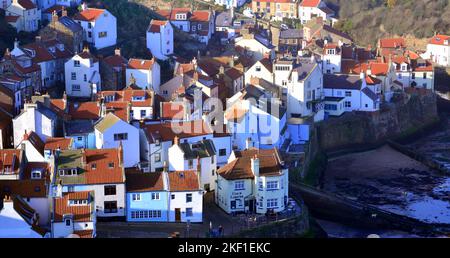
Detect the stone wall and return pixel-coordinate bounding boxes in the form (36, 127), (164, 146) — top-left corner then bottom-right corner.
(316, 90), (439, 154)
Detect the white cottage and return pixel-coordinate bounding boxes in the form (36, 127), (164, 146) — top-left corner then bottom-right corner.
(216, 148), (289, 214)
(146, 20), (174, 61)
(168, 137), (217, 192)
(73, 6), (117, 50)
(126, 58), (161, 93)
(64, 47), (100, 98)
(6, 0), (41, 32)
(94, 113), (140, 168)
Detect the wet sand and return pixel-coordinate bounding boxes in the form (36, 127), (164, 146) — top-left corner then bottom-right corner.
(323, 145), (450, 223)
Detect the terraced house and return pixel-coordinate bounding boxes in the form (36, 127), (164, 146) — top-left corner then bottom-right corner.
(54, 148), (126, 218)
(252, 0), (299, 21)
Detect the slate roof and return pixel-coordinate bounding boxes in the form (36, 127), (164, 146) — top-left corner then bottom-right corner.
(280, 29), (303, 39)
(361, 87), (378, 101)
(65, 120), (95, 135)
(178, 139), (216, 159)
(58, 16), (83, 33)
(323, 74), (362, 90)
(125, 169), (165, 192)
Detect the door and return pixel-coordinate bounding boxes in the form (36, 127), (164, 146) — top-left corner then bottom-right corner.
(175, 208), (181, 222)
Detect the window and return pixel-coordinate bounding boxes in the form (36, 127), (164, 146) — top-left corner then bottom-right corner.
(104, 185), (116, 196)
(325, 104), (337, 111)
(258, 181), (264, 190)
(77, 136), (83, 141)
(88, 32), (92, 38)
(65, 219), (71, 226)
(171, 194), (175, 200)
(88, 22), (92, 29)
(423, 73), (427, 79)
(140, 110), (146, 117)
(108, 162), (115, 169)
(83, 74), (87, 82)
(211, 169), (215, 176)
(71, 72), (76, 80)
(91, 163), (96, 170)
(235, 181), (244, 190)
(72, 84), (80, 91)
(256, 66), (261, 72)
(398, 74), (403, 79)
(98, 31), (107, 38)
(191, 25), (196, 32)
(267, 181), (279, 190)
(104, 201), (118, 213)
(154, 153), (161, 163)
(344, 101), (351, 108)
(151, 192), (160, 200)
(131, 210), (162, 219)
(113, 133), (128, 141)
(74, 60), (80, 67)
(211, 156), (214, 164)
(31, 170), (41, 179)
(219, 149), (227, 156)
(186, 193), (192, 203)
(69, 199), (88, 206)
(186, 208), (193, 217)
(267, 198), (278, 208)
(132, 193), (141, 201)
(345, 91), (352, 97)
(412, 73), (416, 79)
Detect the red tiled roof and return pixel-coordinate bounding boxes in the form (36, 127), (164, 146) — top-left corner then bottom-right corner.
(161, 102), (185, 120)
(429, 35), (450, 46)
(127, 58), (155, 70)
(157, 8), (211, 22)
(380, 38), (406, 49)
(103, 54), (127, 68)
(49, 99), (66, 117)
(68, 101), (100, 120)
(148, 20), (168, 33)
(125, 169), (165, 192)
(5, 15), (20, 23)
(300, 0), (321, 7)
(99, 86), (154, 108)
(23, 162), (50, 182)
(167, 171), (200, 191)
(365, 75), (382, 85)
(218, 148), (284, 180)
(45, 137), (73, 151)
(54, 191), (93, 222)
(73, 230), (94, 238)
(190, 11), (210, 22)
(22, 131), (45, 155)
(142, 120), (212, 143)
(0, 149), (22, 175)
(17, 0), (36, 10)
(73, 8), (105, 22)
(0, 180), (47, 198)
(225, 67), (243, 80)
(105, 101), (129, 122)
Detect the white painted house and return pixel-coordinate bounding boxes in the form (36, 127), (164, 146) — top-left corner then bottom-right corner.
(73, 6), (117, 50)
(126, 58), (161, 93)
(168, 137), (217, 192)
(51, 191), (96, 238)
(55, 148), (126, 218)
(64, 47), (100, 98)
(140, 120), (213, 172)
(322, 42), (342, 74)
(287, 57), (325, 122)
(224, 85), (287, 150)
(298, 0), (336, 25)
(425, 34), (450, 67)
(5, 0), (41, 32)
(216, 148), (289, 214)
(13, 102), (57, 147)
(94, 113), (140, 168)
(215, 0), (246, 8)
(167, 171), (203, 223)
(323, 73), (380, 113)
(146, 20), (174, 61)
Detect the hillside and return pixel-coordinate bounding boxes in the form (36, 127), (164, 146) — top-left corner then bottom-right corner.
(328, 0), (450, 48)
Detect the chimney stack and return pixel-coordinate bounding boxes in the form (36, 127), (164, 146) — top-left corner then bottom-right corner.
(118, 141), (123, 167)
(251, 154), (259, 177)
(115, 48), (121, 56)
(52, 10), (59, 23)
(173, 136), (179, 145)
(62, 7), (67, 17)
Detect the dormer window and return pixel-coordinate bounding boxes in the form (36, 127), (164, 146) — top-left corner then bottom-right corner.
(91, 163), (97, 170)
(132, 96), (144, 101)
(327, 49), (335, 55)
(108, 162), (115, 169)
(401, 64), (407, 71)
(31, 169), (42, 179)
(69, 199), (88, 206)
(105, 95), (115, 102)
